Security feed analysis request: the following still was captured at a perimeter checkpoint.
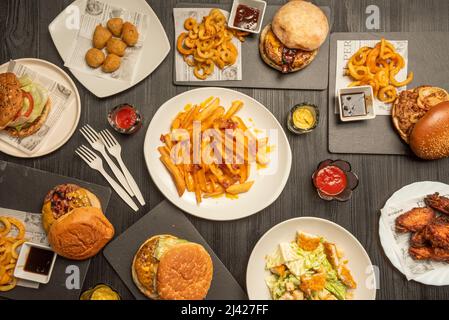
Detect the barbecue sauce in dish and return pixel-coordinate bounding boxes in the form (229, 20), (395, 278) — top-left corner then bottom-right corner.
(24, 247), (54, 275)
(233, 4), (260, 31)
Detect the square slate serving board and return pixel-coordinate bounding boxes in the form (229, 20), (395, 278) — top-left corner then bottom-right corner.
(103, 200), (248, 300)
(328, 32), (449, 155)
(0, 160), (111, 300)
(174, 3), (331, 90)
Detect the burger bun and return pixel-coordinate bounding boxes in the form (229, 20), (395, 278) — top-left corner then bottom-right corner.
(410, 101), (449, 160)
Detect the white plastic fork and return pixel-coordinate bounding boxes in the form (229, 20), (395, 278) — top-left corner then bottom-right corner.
(99, 129), (146, 206)
(75, 145), (138, 212)
(79, 125), (134, 197)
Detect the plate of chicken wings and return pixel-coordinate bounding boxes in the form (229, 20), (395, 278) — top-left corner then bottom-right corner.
(380, 181), (449, 285)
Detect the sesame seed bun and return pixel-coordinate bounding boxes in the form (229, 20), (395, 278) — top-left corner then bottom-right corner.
(0, 73), (23, 130)
(271, 1), (329, 51)
(409, 101), (449, 160)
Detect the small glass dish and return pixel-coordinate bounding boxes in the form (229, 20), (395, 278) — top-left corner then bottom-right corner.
(107, 103), (142, 135)
(312, 159), (359, 202)
(287, 103), (319, 135)
(80, 284), (121, 300)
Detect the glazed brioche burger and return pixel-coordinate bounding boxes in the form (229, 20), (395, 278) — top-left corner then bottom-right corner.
(259, 1), (329, 73)
(0, 72), (51, 138)
(392, 87), (449, 160)
(42, 184), (114, 260)
(132, 235), (213, 300)
(409, 101), (449, 160)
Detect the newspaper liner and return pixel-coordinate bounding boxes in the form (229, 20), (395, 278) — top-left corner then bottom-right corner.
(335, 40), (409, 116)
(1, 207), (49, 290)
(0, 60), (75, 155)
(380, 189), (449, 281)
(174, 8), (243, 82)
(64, 0), (149, 83)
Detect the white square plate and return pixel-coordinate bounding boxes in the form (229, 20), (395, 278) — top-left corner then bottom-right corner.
(48, 0), (170, 98)
(14, 242), (57, 285)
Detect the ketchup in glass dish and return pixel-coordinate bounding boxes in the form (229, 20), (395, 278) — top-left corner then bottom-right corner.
(108, 104), (142, 135)
(312, 160), (359, 202)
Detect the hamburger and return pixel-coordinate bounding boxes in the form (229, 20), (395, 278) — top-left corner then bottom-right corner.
(42, 184), (114, 260)
(0, 72), (51, 138)
(132, 235), (213, 300)
(259, 1), (329, 73)
(42, 184), (102, 233)
(409, 101), (449, 160)
(392, 87), (449, 160)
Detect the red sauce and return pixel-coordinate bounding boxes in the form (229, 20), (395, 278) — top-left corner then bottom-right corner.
(314, 166), (347, 196)
(114, 105), (137, 130)
(233, 4), (260, 31)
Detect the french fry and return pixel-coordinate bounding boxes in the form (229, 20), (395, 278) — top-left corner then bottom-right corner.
(158, 146), (170, 158)
(192, 170), (202, 204)
(226, 181), (254, 195)
(195, 97), (219, 121)
(160, 155), (186, 196)
(224, 100), (243, 120)
(158, 96), (269, 205)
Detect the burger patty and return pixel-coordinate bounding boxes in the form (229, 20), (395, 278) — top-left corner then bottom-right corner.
(133, 236), (165, 298)
(263, 29), (317, 73)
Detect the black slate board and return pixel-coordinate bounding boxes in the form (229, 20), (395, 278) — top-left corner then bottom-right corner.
(174, 3), (331, 90)
(0, 160), (111, 300)
(328, 32), (449, 155)
(103, 200), (247, 300)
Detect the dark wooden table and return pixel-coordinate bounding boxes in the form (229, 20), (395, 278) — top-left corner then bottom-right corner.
(1, 0), (449, 300)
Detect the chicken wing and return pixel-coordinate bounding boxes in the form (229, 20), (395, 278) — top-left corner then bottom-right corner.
(409, 246), (449, 262)
(424, 193), (449, 215)
(424, 216), (449, 249)
(395, 207), (435, 233)
(409, 246), (433, 260)
(410, 230), (429, 248)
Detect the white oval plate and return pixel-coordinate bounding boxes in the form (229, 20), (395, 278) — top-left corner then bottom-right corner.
(48, 0), (170, 98)
(247, 217), (377, 300)
(0, 58), (81, 158)
(143, 87), (292, 221)
(379, 181), (449, 286)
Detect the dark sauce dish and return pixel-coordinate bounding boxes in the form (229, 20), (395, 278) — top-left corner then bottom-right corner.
(312, 159), (359, 202)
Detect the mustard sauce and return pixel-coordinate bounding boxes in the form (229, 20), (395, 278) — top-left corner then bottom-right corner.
(292, 107), (316, 130)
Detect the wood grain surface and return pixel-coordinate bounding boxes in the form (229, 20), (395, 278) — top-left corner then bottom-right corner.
(1, 0), (449, 300)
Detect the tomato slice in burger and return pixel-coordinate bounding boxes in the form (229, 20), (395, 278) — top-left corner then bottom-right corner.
(22, 91), (34, 117)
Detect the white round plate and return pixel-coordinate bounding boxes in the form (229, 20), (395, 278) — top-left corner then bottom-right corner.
(143, 87), (292, 221)
(379, 181), (449, 286)
(48, 0), (170, 98)
(0, 58), (81, 158)
(246, 217), (377, 300)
